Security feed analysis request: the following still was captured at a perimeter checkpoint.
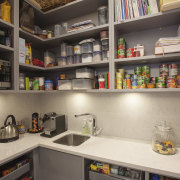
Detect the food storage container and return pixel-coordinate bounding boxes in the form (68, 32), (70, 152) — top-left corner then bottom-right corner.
(44, 50), (55, 67)
(81, 42), (93, 54)
(93, 41), (101, 52)
(54, 24), (62, 37)
(72, 78), (93, 90)
(76, 67), (94, 79)
(152, 121), (176, 155)
(67, 56), (74, 65)
(82, 53), (93, 63)
(98, 6), (108, 25)
(102, 50), (108, 61)
(60, 43), (67, 56)
(101, 39), (109, 45)
(19, 73), (25, 90)
(67, 46), (74, 56)
(74, 45), (81, 54)
(102, 44), (109, 51)
(74, 55), (81, 64)
(62, 22), (68, 34)
(100, 30), (108, 40)
(93, 51), (102, 62)
(58, 79), (72, 90)
(57, 56), (67, 66)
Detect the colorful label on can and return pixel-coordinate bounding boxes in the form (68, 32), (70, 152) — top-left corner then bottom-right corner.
(142, 66), (150, 76)
(134, 67), (142, 75)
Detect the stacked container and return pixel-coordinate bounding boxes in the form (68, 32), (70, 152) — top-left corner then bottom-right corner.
(58, 43), (67, 66)
(93, 40), (102, 62)
(67, 45), (74, 65)
(100, 31), (109, 61)
(74, 44), (81, 64)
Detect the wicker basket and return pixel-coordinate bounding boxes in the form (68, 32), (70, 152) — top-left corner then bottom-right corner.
(35, 0), (75, 11)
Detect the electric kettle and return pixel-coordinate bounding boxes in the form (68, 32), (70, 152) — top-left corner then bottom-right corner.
(0, 115), (19, 143)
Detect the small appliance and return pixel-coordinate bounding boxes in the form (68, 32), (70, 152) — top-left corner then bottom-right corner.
(0, 115), (19, 143)
(41, 112), (66, 138)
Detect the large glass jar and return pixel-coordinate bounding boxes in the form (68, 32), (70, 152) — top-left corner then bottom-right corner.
(152, 122), (176, 155)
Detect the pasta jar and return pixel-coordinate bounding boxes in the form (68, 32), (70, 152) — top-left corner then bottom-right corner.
(152, 122), (176, 155)
(160, 64), (168, 77)
(98, 75), (105, 89)
(169, 64), (178, 76)
(167, 76), (176, 88)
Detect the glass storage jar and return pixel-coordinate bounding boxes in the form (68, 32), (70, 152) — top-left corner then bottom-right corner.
(152, 122), (176, 155)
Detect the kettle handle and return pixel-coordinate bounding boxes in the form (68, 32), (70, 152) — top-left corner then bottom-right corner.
(4, 115), (16, 126)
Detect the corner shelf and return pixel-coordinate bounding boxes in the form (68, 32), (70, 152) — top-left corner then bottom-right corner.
(114, 9), (180, 34)
(19, 63), (44, 71)
(0, 44), (14, 53)
(114, 53), (180, 66)
(0, 18), (14, 29)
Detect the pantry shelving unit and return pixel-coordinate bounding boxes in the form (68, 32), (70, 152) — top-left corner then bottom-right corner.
(1, 0), (180, 94)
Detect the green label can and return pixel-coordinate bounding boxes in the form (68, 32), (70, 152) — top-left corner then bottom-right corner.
(142, 66), (150, 76)
(134, 67), (142, 75)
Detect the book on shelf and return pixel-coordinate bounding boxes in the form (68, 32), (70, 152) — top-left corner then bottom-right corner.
(160, 0), (180, 12)
(114, 0), (159, 22)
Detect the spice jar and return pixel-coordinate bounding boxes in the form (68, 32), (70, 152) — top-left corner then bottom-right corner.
(98, 75), (105, 89)
(152, 121), (176, 155)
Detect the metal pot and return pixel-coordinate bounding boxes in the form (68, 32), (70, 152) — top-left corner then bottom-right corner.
(0, 115), (19, 143)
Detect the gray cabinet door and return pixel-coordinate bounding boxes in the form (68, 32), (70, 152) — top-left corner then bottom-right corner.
(39, 147), (83, 180)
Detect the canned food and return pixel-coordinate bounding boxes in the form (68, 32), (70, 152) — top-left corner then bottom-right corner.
(142, 66), (150, 77)
(131, 75), (138, 80)
(123, 79), (127, 89)
(137, 76), (146, 89)
(176, 75), (180, 85)
(126, 79), (132, 89)
(39, 77), (45, 90)
(150, 77), (156, 84)
(118, 49), (125, 58)
(132, 79), (137, 89)
(156, 83), (165, 88)
(160, 64), (168, 77)
(134, 67), (142, 75)
(169, 64), (178, 76)
(167, 76), (176, 88)
(45, 80), (53, 91)
(25, 77), (29, 90)
(118, 69), (125, 78)
(118, 38), (125, 48)
(145, 76), (150, 84)
(156, 77), (166, 84)
(33, 78), (39, 90)
(127, 48), (134, 58)
(116, 80), (123, 89)
(125, 74), (131, 79)
(147, 83), (155, 88)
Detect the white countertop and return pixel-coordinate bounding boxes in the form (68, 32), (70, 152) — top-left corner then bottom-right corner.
(0, 131), (180, 178)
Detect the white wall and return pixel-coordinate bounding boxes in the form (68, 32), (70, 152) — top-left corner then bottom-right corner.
(0, 93), (180, 143)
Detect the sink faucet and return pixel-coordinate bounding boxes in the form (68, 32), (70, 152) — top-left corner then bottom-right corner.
(75, 113), (102, 136)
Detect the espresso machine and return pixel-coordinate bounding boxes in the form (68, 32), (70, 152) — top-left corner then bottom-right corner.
(41, 112), (67, 138)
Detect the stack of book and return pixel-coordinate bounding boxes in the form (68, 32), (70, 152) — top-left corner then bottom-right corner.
(68, 20), (95, 33)
(155, 37), (180, 55)
(114, 0), (159, 22)
(160, 0), (180, 12)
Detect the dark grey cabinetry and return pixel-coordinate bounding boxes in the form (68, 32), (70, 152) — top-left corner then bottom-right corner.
(38, 147), (83, 180)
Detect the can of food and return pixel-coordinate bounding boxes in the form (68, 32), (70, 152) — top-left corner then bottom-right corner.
(156, 77), (166, 84)
(123, 79), (127, 89)
(118, 69), (125, 78)
(147, 83), (155, 88)
(176, 75), (180, 85)
(33, 78), (39, 90)
(137, 76), (146, 88)
(131, 75), (138, 80)
(169, 64), (178, 76)
(134, 67), (142, 75)
(74, 45), (81, 55)
(45, 80), (53, 91)
(150, 77), (156, 84)
(125, 74), (131, 79)
(118, 38), (125, 48)
(116, 72), (123, 78)
(116, 79), (123, 89)
(142, 66), (150, 77)
(160, 64), (168, 77)
(127, 48), (134, 58)
(167, 76), (176, 88)
(39, 77), (45, 90)
(145, 76), (150, 84)
(156, 83), (165, 88)
(118, 49), (125, 58)
(25, 77), (29, 90)
(126, 79), (132, 89)
(132, 79), (137, 89)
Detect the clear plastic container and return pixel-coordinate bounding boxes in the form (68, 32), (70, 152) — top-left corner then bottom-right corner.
(57, 56), (67, 66)
(102, 44), (109, 51)
(44, 50), (55, 67)
(93, 41), (101, 52)
(54, 24), (62, 37)
(100, 30), (109, 40)
(60, 43), (67, 56)
(74, 45), (81, 55)
(102, 50), (108, 61)
(74, 55), (81, 64)
(58, 79), (72, 90)
(67, 56), (74, 65)
(76, 68), (94, 79)
(152, 121), (176, 155)
(98, 6), (108, 25)
(72, 78), (93, 90)
(81, 42), (93, 54)
(62, 22), (68, 34)
(93, 51), (102, 62)
(82, 53), (93, 63)
(67, 46), (74, 56)
(101, 39), (109, 45)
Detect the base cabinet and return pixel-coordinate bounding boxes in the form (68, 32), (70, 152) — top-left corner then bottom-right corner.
(38, 147), (83, 180)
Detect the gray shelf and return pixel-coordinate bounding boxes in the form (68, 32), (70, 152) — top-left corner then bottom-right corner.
(19, 63), (44, 71)
(19, 90), (86, 93)
(0, 18), (14, 29)
(114, 9), (180, 34)
(0, 44), (14, 53)
(114, 53), (180, 66)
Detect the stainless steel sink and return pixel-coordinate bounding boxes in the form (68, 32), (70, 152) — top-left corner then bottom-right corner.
(53, 133), (90, 146)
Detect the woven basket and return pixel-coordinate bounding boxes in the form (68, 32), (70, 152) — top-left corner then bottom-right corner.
(35, 0), (75, 11)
